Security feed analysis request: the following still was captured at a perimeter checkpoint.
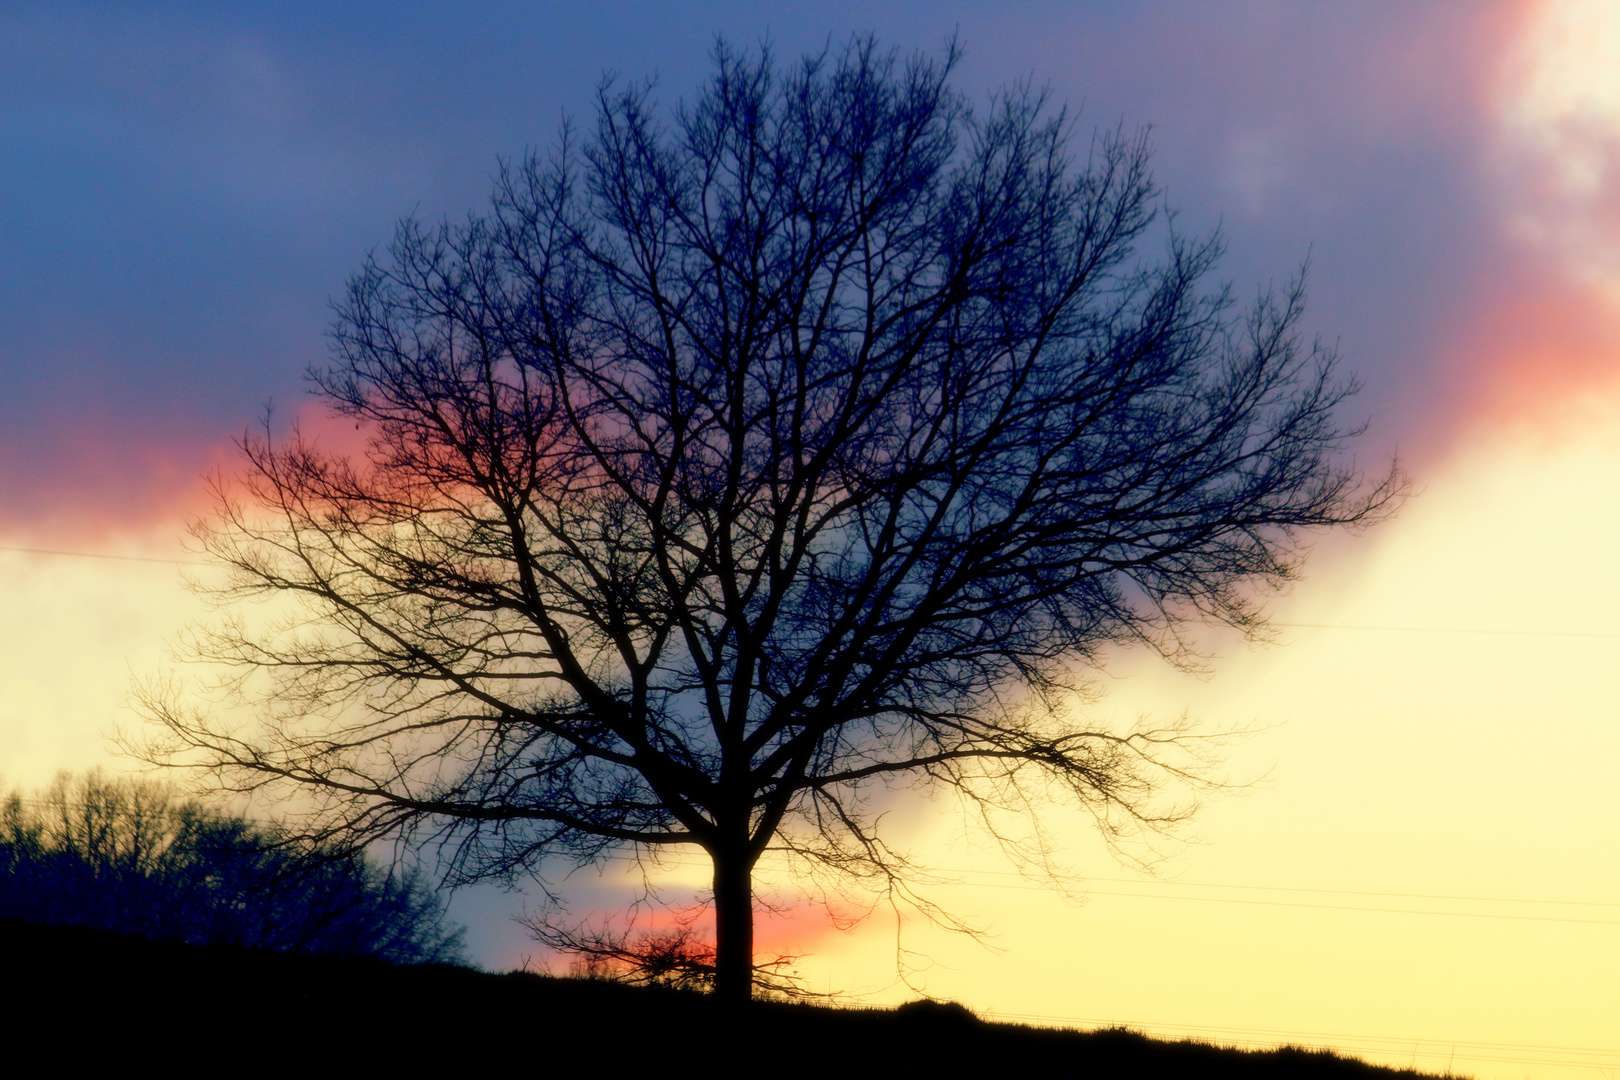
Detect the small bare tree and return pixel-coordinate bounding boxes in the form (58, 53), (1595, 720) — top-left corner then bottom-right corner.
(0, 770), (465, 963)
(133, 36), (1402, 1002)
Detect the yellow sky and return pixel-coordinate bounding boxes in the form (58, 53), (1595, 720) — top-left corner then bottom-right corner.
(783, 11), (1620, 1071)
(774, 413), (1620, 1077)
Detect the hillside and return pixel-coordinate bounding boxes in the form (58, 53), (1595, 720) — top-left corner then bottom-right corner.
(4, 919), (1461, 1077)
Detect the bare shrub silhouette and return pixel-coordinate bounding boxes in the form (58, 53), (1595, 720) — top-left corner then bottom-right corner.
(0, 770), (464, 964)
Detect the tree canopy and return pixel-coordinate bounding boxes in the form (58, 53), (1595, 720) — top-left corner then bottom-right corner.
(0, 770), (465, 965)
(133, 36), (1402, 1000)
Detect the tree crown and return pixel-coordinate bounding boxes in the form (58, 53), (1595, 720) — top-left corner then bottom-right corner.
(133, 35), (1402, 994)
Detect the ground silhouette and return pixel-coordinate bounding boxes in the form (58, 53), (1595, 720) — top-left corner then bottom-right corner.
(6, 919), (1462, 1077)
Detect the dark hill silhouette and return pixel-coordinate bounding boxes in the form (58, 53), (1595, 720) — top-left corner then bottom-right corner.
(4, 919), (1461, 1078)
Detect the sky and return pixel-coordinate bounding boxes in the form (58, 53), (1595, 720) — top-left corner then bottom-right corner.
(1, 2), (1616, 1075)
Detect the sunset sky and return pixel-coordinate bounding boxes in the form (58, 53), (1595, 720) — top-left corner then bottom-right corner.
(2, 3), (1616, 1075)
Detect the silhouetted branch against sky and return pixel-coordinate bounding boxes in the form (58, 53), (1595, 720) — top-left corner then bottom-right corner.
(129, 34), (1403, 1002)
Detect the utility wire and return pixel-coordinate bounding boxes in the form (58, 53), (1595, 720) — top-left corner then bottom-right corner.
(1001, 886), (1620, 925)
(19, 801), (1613, 921)
(29, 791), (1604, 1065)
(593, 849), (1620, 925)
(1276, 620), (1620, 639)
(963, 867), (1620, 908)
(7, 545), (1620, 639)
(8, 545), (1619, 639)
(968, 1011), (1618, 1073)
(0, 544), (203, 567)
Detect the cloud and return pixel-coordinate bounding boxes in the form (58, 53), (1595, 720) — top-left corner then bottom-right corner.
(1493, 0), (1620, 302)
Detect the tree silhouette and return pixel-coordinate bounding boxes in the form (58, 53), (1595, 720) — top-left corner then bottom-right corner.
(133, 36), (1402, 1001)
(0, 770), (465, 964)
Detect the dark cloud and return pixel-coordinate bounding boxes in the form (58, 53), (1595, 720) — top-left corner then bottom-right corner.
(1, 2), (1516, 536)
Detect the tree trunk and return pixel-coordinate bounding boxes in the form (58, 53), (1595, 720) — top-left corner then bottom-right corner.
(710, 848), (754, 1003)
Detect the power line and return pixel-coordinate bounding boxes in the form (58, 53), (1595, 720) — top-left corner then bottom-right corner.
(969, 1011), (1619, 1073)
(970, 868), (1620, 908)
(595, 849), (1620, 925)
(808, 990), (1620, 1072)
(1043, 887), (1620, 925)
(7, 545), (1620, 639)
(19, 802), (1607, 923)
(1275, 621), (1620, 639)
(908, 873), (1620, 925)
(0, 544), (203, 567)
(986, 1011), (1619, 1056)
(559, 845), (1620, 1071)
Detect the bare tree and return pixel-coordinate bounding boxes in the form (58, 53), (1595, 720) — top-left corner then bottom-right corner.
(132, 36), (1402, 1001)
(0, 770), (466, 964)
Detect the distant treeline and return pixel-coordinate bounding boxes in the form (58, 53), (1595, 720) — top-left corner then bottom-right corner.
(0, 769), (464, 964)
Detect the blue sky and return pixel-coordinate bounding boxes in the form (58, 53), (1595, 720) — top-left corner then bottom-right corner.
(0, 2), (1504, 537)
